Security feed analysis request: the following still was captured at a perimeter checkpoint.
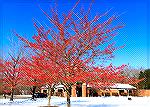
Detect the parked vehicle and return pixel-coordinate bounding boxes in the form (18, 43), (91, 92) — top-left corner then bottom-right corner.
(34, 93), (47, 98)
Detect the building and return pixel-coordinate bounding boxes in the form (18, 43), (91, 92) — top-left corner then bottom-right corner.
(41, 83), (137, 97)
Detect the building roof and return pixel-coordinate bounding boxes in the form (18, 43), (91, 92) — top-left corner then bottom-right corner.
(41, 83), (136, 90)
(55, 84), (64, 88)
(110, 83), (136, 89)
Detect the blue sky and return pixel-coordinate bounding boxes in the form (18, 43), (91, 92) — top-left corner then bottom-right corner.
(0, 0), (149, 69)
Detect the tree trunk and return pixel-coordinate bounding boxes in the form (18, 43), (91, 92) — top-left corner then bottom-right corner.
(66, 87), (71, 107)
(32, 86), (36, 100)
(47, 86), (51, 106)
(67, 93), (71, 107)
(10, 87), (14, 101)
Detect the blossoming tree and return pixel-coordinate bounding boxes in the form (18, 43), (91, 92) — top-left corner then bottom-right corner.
(15, 1), (143, 106)
(1, 52), (25, 101)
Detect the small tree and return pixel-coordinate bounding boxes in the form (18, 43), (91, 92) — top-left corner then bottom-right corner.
(21, 55), (59, 105)
(1, 52), (25, 101)
(0, 58), (3, 95)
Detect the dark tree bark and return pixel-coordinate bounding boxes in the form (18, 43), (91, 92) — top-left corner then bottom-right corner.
(31, 86), (36, 100)
(66, 86), (71, 107)
(10, 88), (14, 101)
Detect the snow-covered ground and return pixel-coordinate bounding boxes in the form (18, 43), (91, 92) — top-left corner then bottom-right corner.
(0, 96), (150, 107)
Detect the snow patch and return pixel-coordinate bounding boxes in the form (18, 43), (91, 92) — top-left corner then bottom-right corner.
(0, 96), (150, 107)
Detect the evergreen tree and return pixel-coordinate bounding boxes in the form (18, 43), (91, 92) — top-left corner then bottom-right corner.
(138, 69), (150, 89)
